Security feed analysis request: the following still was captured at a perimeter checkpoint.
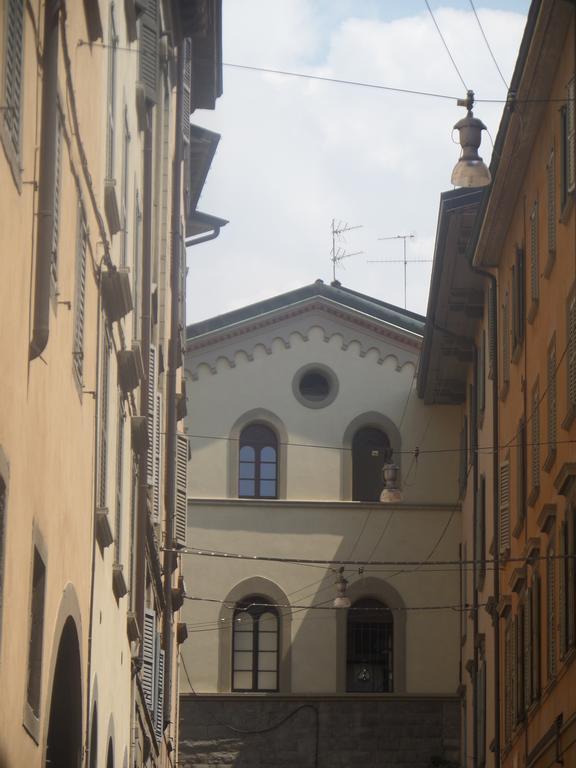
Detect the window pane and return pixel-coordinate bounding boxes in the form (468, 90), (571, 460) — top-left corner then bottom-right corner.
(235, 612), (253, 628)
(258, 651), (278, 671)
(233, 631), (253, 651)
(233, 651), (253, 671)
(239, 462), (255, 479)
(239, 479), (255, 497)
(258, 631), (277, 651)
(239, 446), (255, 461)
(261, 446), (276, 462)
(233, 671), (252, 690)
(260, 463), (276, 480)
(259, 611), (277, 627)
(259, 480), (276, 497)
(257, 671), (277, 690)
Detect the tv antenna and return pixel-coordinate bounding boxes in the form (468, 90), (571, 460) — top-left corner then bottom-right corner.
(331, 219), (363, 282)
(368, 234), (431, 308)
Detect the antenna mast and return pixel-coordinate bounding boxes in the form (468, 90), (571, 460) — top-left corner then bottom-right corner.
(368, 234), (431, 308)
(331, 219), (363, 282)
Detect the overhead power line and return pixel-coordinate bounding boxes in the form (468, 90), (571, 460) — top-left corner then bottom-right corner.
(424, 0), (469, 92)
(468, 0), (510, 90)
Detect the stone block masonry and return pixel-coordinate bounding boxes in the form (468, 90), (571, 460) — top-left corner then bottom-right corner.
(179, 695), (460, 768)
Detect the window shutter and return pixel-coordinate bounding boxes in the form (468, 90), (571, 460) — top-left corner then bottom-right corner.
(152, 392), (162, 523)
(99, 330), (111, 508)
(182, 38), (192, 143)
(142, 608), (156, 712)
(517, 419), (526, 526)
(154, 637), (164, 742)
(4, 0), (24, 155)
(547, 148), (557, 254)
(568, 77), (575, 193)
(477, 331), (485, 416)
(174, 433), (188, 547)
(138, 0), (159, 104)
(532, 574), (541, 699)
(559, 523), (566, 658)
(499, 460), (510, 553)
(73, 203), (88, 382)
(504, 621), (513, 743)
(146, 345), (157, 486)
(512, 616), (518, 722)
(51, 116), (62, 286)
(531, 385), (540, 496)
(569, 508), (576, 648)
(524, 592), (531, 708)
(476, 475), (486, 582)
(548, 339), (557, 451)
(529, 202), (539, 304)
(568, 292), (576, 409)
(547, 547), (557, 679)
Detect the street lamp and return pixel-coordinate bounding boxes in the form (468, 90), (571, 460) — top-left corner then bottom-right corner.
(451, 90), (491, 188)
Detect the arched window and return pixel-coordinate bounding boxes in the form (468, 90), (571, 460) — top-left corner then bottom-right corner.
(232, 596), (279, 691)
(346, 598), (393, 692)
(352, 427), (391, 501)
(239, 425), (278, 499)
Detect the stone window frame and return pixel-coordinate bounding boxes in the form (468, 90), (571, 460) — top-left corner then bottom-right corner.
(341, 412), (401, 501)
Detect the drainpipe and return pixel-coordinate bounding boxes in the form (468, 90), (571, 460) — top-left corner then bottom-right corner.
(184, 228), (223, 248)
(472, 266), (500, 768)
(162, 40), (184, 730)
(136, 114), (153, 653)
(471, 344), (479, 768)
(30, 0), (59, 360)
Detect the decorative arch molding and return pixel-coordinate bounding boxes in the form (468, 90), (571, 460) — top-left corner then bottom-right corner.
(341, 412), (402, 500)
(218, 577), (292, 693)
(41, 583), (84, 767)
(335, 576), (407, 693)
(228, 409), (288, 499)
(187, 316), (418, 380)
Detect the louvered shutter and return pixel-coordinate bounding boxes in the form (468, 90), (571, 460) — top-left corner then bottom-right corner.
(504, 621), (512, 743)
(99, 331), (111, 507)
(476, 475), (486, 582)
(547, 548), (557, 679)
(147, 345), (157, 486)
(51, 117), (62, 285)
(568, 292), (576, 408)
(142, 608), (156, 712)
(154, 636), (164, 742)
(499, 461), (511, 553)
(530, 202), (539, 304)
(139, 0), (158, 104)
(512, 617), (518, 722)
(560, 523), (567, 658)
(531, 385), (540, 495)
(548, 339), (557, 450)
(532, 574), (541, 699)
(524, 593), (531, 708)
(182, 38), (192, 143)
(568, 78), (575, 193)
(4, 0), (24, 155)
(153, 392), (162, 523)
(569, 509), (575, 648)
(175, 433), (188, 547)
(73, 204), (88, 382)
(547, 148), (556, 254)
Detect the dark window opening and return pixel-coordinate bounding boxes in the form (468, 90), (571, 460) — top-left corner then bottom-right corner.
(346, 598), (393, 692)
(232, 597), (279, 691)
(239, 424), (278, 499)
(27, 547), (46, 717)
(352, 427), (391, 502)
(299, 371), (330, 401)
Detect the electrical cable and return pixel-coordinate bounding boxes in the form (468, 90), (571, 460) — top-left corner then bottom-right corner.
(468, 0), (509, 91)
(424, 0), (469, 92)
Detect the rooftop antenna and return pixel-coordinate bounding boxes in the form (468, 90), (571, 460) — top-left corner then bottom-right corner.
(368, 234), (431, 308)
(331, 219), (363, 282)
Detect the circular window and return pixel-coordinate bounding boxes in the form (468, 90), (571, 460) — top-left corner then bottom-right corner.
(292, 364), (339, 409)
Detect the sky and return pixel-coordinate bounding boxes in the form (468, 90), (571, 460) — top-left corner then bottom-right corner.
(186, 0), (530, 323)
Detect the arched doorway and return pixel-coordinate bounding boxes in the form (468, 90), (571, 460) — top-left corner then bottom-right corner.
(45, 617), (83, 768)
(352, 427), (391, 501)
(346, 598), (393, 692)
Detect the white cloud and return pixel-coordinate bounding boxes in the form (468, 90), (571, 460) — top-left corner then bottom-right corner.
(187, 2), (528, 322)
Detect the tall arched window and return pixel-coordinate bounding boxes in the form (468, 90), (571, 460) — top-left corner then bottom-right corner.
(239, 424), (278, 499)
(352, 427), (391, 501)
(232, 597), (279, 691)
(346, 598), (393, 692)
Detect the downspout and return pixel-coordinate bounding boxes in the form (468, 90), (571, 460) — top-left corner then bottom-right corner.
(136, 114), (154, 652)
(30, 0), (59, 360)
(184, 228), (223, 248)
(472, 266), (500, 768)
(471, 344), (479, 768)
(162, 41), (184, 728)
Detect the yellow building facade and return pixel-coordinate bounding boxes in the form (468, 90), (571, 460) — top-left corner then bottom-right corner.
(0, 1), (222, 766)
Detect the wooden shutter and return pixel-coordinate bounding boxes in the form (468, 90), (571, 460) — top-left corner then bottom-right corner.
(547, 547), (557, 679)
(51, 115), (62, 285)
(568, 291), (576, 408)
(512, 616), (518, 722)
(154, 636), (164, 742)
(499, 460), (511, 553)
(476, 475), (486, 582)
(531, 384), (540, 496)
(524, 593), (531, 708)
(529, 202), (539, 304)
(547, 148), (557, 255)
(73, 203), (88, 382)
(531, 574), (541, 699)
(568, 78), (575, 194)
(147, 345), (157, 486)
(142, 608), (156, 712)
(559, 523), (567, 658)
(569, 508), (576, 648)
(99, 330), (111, 507)
(182, 38), (192, 143)
(4, 0), (24, 155)
(504, 620), (512, 743)
(152, 392), (162, 523)
(517, 419), (526, 526)
(548, 338), (557, 450)
(139, 0), (158, 104)
(174, 433), (188, 547)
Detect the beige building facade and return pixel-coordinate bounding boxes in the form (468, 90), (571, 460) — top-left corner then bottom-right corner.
(0, 1), (222, 766)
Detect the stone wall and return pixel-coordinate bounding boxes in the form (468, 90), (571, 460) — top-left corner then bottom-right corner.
(179, 695), (460, 768)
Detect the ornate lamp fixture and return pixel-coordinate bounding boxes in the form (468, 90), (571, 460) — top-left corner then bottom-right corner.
(333, 567), (351, 609)
(451, 90), (491, 188)
(380, 462), (402, 503)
